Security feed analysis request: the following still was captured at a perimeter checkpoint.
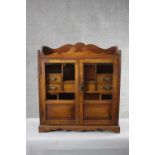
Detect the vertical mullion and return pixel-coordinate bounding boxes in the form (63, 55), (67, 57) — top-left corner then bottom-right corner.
(75, 61), (79, 125)
(61, 63), (64, 91)
(95, 64), (97, 91)
(41, 60), (46, 122)
(79, 60), (84, 124)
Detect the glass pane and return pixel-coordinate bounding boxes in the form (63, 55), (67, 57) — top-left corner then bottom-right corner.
(84, 64), (96, 81)
(101, 94), (112, 100)
(63, 64), (75, 81)
(45, 63), (61, 73)
(84, 93), (100, 100)
(59, 93), (75, 100)
(83, 63), (113, 101)
(97, 64), (113, 73)
(45, 63), (75, 100)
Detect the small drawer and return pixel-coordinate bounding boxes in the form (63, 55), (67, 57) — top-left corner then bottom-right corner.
(47, 84), (62, 93)
(97, 74), (112, 83)
(97, 84), (112, 92)
(47, 74), (62, 83)
(64, 83), (75, 92)
(85, 83), (96, 91)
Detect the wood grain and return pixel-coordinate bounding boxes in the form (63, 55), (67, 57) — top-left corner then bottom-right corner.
(38, 43), (121, 132)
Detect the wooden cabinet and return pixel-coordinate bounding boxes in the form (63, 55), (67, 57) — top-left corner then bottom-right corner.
(38, 43), (121, 133)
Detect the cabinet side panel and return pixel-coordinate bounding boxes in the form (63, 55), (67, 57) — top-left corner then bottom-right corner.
(112, 51), (121, 124)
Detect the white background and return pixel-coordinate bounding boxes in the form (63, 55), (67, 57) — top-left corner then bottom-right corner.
(0, 0), (155, 155)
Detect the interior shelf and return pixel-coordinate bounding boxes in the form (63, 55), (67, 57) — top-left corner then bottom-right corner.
(46, 100), (75, 104)
(84, 100), (112, 104)
(63, 81), (75, 84)
(84, 91), (112, 94)
(84, 81), (96, 83)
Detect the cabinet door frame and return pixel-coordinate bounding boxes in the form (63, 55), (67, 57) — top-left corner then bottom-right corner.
(39, 59), (80, 125)
(79, 58), (120, 125)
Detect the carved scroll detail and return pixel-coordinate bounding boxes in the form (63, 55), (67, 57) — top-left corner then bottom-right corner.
(41, 42), (119, 56)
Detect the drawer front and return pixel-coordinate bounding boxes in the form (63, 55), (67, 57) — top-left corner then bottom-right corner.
(97, 84), (112, 93)
(84, 83), (96, 91)
(63, 83), (75, 92)
(97, 74), (112, 84)
(47, 84), (62, 93)
(47, 74), (62, 83)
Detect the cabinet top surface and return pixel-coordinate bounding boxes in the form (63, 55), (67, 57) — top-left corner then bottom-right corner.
(39, 42), (120, 59)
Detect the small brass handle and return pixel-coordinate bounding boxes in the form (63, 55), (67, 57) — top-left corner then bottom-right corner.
(103, 85), (112, 90)
(49, 76), (57, 81)
(80, 83), (84, 91)
(48, 85), (57, 91)
(103, 77), (112, 82)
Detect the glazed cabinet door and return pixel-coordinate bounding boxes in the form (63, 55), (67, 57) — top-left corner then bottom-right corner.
(40, 60), (79, 125)
(79, 59), (120, 125)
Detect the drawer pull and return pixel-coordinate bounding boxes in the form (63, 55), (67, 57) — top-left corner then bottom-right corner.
(103, 85), (112, 90)
(48, 85), (57, 91)
(49, 76), (57, 81)
(103, 77), (112, 82)
(80, 82), (84, 92)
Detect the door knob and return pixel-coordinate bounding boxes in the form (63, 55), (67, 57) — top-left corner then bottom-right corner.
(103, 85), (112, 90)
(49, 76), (57, 81)
(103, 77), (112, 82)
(80, 83), (84, 91)
(47, 85), (57, 91)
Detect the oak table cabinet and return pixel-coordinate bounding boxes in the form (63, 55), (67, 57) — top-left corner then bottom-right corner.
(38, 43), (121, 133)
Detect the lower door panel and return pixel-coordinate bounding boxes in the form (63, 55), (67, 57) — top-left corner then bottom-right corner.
(83, 104), (112, 120)
(46, 104), (75, 120)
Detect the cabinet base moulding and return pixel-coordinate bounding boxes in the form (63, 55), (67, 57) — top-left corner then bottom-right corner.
(39, 125), (120, 133)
